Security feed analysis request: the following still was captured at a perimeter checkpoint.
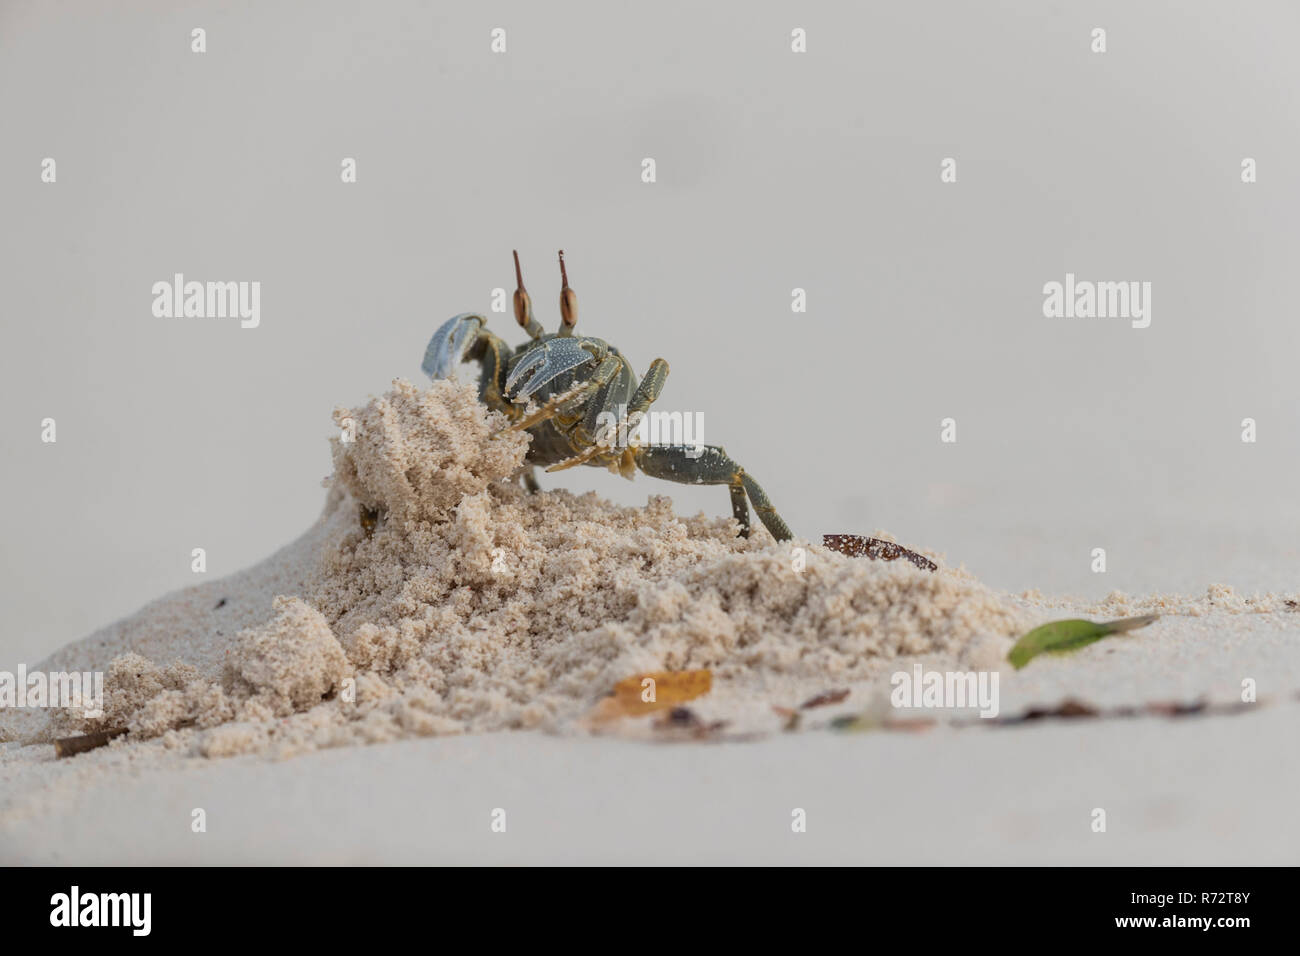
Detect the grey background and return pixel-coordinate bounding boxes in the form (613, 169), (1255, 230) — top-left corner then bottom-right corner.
(3, 0), (1298, 668)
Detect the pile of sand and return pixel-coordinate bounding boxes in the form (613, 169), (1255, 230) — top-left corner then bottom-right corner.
(4, 380), (1035, 759)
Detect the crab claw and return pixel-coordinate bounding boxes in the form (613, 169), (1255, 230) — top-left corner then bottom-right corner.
(422, 313), (485, 381)
(504, 338), (596, 402)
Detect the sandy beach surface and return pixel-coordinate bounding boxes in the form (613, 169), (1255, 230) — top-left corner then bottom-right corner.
(2, 380), (1297, 865)
(4, 706), (1298, 865)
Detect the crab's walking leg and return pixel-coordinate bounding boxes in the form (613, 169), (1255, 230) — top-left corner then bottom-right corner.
(626, 358), (669, 418)
(504, 379), (587, 434)
(467, 331), (514, 410)
(578, 357), (668, 447)
(522, 468), (541, 493)
(633, 444), (794, 542)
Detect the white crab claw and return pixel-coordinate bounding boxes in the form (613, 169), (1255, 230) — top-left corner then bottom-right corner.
(422, 313), (484, 381)
(504, 338), (596, 402)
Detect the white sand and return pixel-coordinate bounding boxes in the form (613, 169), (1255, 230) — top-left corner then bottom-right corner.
(4, 709), (1297, 865)
(2, 380), (1298, 863)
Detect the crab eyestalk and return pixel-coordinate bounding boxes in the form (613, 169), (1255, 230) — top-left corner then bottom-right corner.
(558, 249), (577, 336)
(512, 250), (543, 339)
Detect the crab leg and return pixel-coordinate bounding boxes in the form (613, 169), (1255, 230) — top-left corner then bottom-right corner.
(545, 445), (606, 473)
(634, 444), (794, 541)
(470, 332), (514, 410)
(624, 358), (668, 419)
(553, 358), (671, 472)
(498, 379), (588, 434)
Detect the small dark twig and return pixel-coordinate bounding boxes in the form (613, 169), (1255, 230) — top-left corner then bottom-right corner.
(53, 727), (128, 758)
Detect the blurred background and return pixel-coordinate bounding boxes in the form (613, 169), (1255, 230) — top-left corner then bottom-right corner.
(4, 0), (1299, 668)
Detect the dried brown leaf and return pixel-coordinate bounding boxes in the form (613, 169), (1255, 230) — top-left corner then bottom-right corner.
(823, 534), (938, 571)
(586, 670), (713, 723)
(800, 688), (850, 709)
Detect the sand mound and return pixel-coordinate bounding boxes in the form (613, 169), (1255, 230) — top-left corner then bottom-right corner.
(5, 380), (1032, 758)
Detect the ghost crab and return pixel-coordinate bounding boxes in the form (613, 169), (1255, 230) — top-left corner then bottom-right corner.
(422, 250), (794, 542)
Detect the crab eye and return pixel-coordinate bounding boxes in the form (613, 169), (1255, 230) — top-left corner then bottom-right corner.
(512, 249), (534, 328)
(558, 250), (577, 330)
(513, 288), (532, 328)
(560, 287), (577, 328)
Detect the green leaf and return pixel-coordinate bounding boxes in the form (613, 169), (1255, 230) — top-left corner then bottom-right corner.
(1008, 615), (1158, 670)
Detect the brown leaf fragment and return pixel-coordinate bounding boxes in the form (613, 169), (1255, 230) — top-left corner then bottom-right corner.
(772, 706), (802, 731)
(1144, 698), (1207, 717)
(830, 713), (935, 733)
(823, 534), (938, 571)
(1021, 698), (1099, 721)
(652, 707), (728, 740)
(800, 688), (850, 710)
(585, 670), (713, 724)
(883, 716), (937, 732)
(986, 696), (1249, 728)
(662, 706), (700, 727)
